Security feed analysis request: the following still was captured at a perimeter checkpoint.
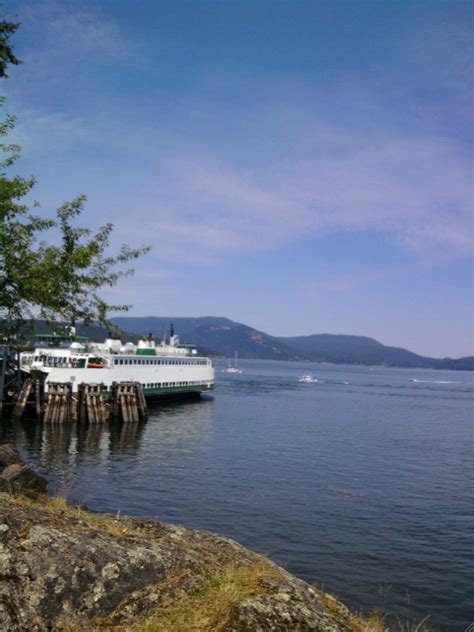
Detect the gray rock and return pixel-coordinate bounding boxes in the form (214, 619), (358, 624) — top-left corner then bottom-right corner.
(0, 497), (363, 632)
(0, 464), (48, 495)
(0, 444), (21, 468)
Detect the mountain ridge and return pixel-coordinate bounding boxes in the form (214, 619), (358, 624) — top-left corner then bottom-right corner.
(111, 316), (473, 370)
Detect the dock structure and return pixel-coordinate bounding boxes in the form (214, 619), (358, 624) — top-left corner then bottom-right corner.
(111, 382), (148, 423)
(78, 383), (109, 424)
(0, 346), (22, 416)
(43, 382), (74, 424)
(2, 376), (148, 424)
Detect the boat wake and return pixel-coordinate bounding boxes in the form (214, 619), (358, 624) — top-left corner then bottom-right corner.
(410, 379), (457, 384)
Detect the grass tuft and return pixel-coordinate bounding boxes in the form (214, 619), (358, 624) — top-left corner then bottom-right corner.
(123, 557), (282, 632)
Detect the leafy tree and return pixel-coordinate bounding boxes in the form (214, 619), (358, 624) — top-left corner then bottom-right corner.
(37, 195), (150, 330)
(0, 18), (51, 341)
(0, 18), (149, 342)
(0, 19), (20, 77)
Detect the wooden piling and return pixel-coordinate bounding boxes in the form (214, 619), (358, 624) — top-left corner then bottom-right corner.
(12, 378), (33, 419)
(78, 384), (109, 423)
(111, 382), (147, 423)
(35, 379), (42, 421)
(43, 383), (73, 424)
(6, 377), (148, 424)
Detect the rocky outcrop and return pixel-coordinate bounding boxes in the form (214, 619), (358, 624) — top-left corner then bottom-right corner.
(0, 445), (48, 495)
(0, 444), (369, 631)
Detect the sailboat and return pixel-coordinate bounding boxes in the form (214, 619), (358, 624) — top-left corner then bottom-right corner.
(223, 351), (243, 374)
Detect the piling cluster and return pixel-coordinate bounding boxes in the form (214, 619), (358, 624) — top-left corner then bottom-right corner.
(11, 379), (148, 423)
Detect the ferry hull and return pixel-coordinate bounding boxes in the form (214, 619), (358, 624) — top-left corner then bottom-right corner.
(23, 365), (215, 398)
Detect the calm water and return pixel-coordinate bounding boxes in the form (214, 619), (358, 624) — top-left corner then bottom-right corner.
(1, 360), (473, 630)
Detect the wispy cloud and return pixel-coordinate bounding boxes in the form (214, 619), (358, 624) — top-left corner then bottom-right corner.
(21, 1), (127, 57)
(9, 84), (473, 266)
(7, 0), (137, 89)
(7, 2), (473, 268)
(126, 124), (472, 263)
(299, 270), (387, 296)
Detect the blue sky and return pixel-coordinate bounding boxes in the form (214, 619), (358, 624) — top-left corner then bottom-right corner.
(3, 0), (473, 357)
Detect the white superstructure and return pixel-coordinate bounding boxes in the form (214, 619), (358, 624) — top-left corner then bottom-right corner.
(20, 329), (215, 398)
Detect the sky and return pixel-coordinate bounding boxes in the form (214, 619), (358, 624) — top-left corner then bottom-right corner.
(3, 0), (473, 358)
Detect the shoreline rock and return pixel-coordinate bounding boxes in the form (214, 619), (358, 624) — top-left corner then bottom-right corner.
(0, 443), (373, 631)
(0, 444), (48, 496)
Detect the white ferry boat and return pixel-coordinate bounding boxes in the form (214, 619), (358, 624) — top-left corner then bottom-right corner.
(20, 327), (215, 399)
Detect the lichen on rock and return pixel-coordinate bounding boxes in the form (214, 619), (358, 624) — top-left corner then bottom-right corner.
(0, 444), (380, 631)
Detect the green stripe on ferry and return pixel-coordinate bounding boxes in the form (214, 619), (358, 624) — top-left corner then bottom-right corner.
(143, 384), (214, 395)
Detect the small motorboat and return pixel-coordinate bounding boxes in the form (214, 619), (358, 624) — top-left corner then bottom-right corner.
(298, 373), (320, 383)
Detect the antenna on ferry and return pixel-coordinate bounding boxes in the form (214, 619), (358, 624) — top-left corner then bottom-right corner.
(170, 323), (174, 339)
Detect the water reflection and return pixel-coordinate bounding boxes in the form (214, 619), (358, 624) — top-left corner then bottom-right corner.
(0, 396), (215, 478)
(148, 398), (214, 453)
(109, 420), (146, 455)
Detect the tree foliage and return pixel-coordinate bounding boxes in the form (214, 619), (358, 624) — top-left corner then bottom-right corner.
(0, 18), (149, 342)
(0, 20), (20, 78)
(0, 100), (53, 339)
(37, 196), (150, 329)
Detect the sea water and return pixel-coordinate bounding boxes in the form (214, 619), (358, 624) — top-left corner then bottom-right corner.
(2, 360), (473, 630)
